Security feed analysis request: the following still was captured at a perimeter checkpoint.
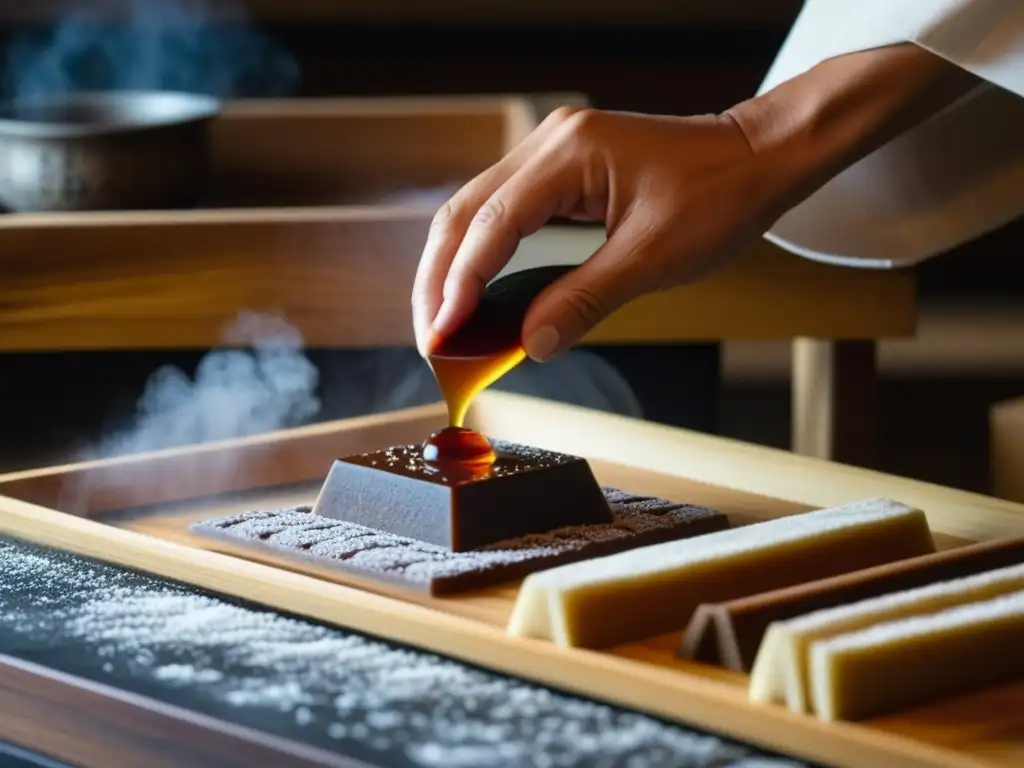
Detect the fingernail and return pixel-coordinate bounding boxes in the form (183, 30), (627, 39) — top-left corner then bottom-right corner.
(524, 326), (560, 362)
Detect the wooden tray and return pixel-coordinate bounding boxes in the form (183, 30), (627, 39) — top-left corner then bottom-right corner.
(4, 391), (1019, 768)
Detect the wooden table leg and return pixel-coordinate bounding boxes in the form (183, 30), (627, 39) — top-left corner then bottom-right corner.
(791, 338), (879, 468)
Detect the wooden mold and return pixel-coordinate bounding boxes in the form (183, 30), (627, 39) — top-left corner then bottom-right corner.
(1, 391), (1023, 768)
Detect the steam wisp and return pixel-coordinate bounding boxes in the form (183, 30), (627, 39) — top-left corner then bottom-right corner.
(3, 0), (299, 101)
(78, 312), (320, 461)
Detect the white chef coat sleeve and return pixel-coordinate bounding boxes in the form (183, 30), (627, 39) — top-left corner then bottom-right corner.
(759, 0), (1024, 269)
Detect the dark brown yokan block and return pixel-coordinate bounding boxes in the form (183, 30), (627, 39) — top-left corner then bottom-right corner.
(190, 488), (730, 596)
(311, 439), (614, 552)
(679, 535), (1024, 672)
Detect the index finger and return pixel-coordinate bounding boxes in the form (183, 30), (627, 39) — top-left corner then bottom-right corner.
(429, 144), (585, 343)
(411, 106), (585, 355)
(412, 162), (533, 355)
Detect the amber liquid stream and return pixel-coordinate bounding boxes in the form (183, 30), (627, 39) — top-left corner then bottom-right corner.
(420, 265), (572, 468)
(423, 302), (532, 466)
(423, 339), (525, 468)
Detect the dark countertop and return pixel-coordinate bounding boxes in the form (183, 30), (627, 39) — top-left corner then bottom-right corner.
(0, 534), (817, 768)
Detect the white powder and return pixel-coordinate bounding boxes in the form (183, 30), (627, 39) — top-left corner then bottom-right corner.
(191, 488), (726, 593)
(152, 664), (225, 685)
(0, 537), (806, 768)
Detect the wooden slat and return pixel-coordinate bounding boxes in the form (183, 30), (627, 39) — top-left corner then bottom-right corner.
(0, 213), (915, 351)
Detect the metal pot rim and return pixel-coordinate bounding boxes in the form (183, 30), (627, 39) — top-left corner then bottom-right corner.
(0, 90), (222, 138)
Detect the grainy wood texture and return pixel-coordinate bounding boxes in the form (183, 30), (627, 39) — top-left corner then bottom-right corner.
(0, 211), (915, 351)
(0, 655), (367, 768)
(0, 393), (1023, 768)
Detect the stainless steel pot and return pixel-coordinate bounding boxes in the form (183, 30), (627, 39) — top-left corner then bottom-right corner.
(0, 90), (221, 213)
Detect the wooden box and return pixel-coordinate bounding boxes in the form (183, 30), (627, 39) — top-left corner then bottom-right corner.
(1, 392), (1022, 768)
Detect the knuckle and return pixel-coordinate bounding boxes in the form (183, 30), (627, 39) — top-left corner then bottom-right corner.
(545, 104), (584, 126)
(562, 285), (610, 328)
(443, 268), (486, 302)
(561, 107), (601, 141)
(472, 196), (508, 228)
(429, 200), (455, 232)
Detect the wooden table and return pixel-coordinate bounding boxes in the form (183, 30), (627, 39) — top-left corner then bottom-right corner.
(0, 96), (916, 467)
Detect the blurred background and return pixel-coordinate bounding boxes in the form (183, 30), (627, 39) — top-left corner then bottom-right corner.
(0, 0), (1021, 497)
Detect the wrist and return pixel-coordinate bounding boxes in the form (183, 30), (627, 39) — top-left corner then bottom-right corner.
(726, 43), (978, 213)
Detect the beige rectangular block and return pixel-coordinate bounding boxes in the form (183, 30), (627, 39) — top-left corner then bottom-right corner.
(809, 590), (1024, 722)
(748, 562), (1024, 713)
(507, 499), (935, 649)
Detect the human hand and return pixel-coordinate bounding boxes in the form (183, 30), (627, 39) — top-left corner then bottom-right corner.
(412, 42), (978, 362)
(410, 106), (788, 361)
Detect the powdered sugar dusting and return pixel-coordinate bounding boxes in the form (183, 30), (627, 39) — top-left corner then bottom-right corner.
(0, 536), (807, 768)
(190, 488), (728, 593)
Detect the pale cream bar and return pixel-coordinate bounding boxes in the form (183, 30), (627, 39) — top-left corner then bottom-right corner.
(506, 498), (935, 648)
(748, 562), (1024, 713)
(809, 589), (1024, 721)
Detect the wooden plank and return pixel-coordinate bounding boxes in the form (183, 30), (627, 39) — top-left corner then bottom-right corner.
(0, 655), (367, 768)
(0, 216), (915, 351)
(0, 392), (1022, 768)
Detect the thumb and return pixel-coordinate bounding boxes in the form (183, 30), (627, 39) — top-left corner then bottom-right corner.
(521, 220), (662, 362)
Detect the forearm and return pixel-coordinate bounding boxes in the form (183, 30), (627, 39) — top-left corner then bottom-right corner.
(727, 43), (979, 213)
